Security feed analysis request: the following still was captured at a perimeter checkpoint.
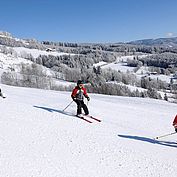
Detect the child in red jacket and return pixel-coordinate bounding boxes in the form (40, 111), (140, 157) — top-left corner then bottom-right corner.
(173, 115), (177, 132)
(71, 80), (90, 116)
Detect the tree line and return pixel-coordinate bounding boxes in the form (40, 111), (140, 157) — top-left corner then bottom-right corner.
(0, 31), (176, 100)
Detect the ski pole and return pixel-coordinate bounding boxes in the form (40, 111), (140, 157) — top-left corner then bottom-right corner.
(155, 132), (177, 140)
(62, 101), (73, 112)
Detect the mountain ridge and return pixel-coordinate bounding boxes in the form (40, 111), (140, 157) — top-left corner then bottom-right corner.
(128, 37), (177, 46)
(1, 30), (177, 46)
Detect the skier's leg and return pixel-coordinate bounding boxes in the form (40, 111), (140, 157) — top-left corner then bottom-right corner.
(81, 101), (89, 115)
(75, 100), (82, 115)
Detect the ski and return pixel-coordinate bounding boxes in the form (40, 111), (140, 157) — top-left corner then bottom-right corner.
(76, 115), (92, 123)
(82, 114), (101, 122)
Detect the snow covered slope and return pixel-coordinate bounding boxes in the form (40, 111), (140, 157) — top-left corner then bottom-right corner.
(0, 84), (177, 177)
(13, 47), (75, 58)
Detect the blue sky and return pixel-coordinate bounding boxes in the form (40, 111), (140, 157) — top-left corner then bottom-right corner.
(0, 0), (177, 43)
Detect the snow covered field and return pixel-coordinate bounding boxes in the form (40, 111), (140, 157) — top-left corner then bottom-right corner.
(0, 84), (177, 177)
(95, 55), (171, 84)
(13, 47), (75, 58)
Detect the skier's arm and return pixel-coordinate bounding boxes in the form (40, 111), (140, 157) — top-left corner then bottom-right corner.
(83, 88), (90, 101)
(71, 88), (77, 101)
(173, 116), (177, 126)
(173, 116), (177, 132)
(173, 123), (177, 132)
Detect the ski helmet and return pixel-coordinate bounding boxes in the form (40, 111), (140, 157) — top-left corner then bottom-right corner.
(77, 80), (83, 86)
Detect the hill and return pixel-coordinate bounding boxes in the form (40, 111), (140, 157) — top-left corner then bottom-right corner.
(0, 84), (177, 177)
(128, 37), (177, 47)
(0, 31), (177, 101)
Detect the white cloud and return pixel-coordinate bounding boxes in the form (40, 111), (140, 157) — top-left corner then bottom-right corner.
(166, 32), (174, 37)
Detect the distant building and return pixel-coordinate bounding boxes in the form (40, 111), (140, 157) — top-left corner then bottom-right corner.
(46, 48), (53, 52)
(146, 71), (158, 75)
(150, 71), (158, 75)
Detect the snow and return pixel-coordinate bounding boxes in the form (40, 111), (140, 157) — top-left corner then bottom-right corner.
(55, 79), (75, 86)
(0, 51), (76, 88)
(97, 55), (172, 84)
(0, 32), (13, 39)
(100, 55), (148, 73)
(109, 81), (147, 92)
(0, 52), (56, 79)
(13, 47), (75, 58)
(0, 52), (33, 71)
(0, 84), (177, 177)
(93, 61), (107, 67)
(148, 74), (171, 83)
(99, 55), (136, 72)
(102, 61), (135, 72)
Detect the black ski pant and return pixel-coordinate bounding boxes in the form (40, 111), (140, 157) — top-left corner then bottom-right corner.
(75, 100), (89, 115)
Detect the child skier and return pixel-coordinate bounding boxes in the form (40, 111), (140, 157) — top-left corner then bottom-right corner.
(0, 88), (6, 98)
(71, 80), (90, 116)
(173, 115), (177, 132)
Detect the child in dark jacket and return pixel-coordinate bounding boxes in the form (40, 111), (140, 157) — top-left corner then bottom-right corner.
(0, 88), (6, 98)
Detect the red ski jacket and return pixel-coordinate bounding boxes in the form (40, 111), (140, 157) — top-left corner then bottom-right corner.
(173, 115), (177, 128)
(71, 86), (89, 101)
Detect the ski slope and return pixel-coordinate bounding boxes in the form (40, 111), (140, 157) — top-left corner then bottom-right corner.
(0, 84), (177, 177)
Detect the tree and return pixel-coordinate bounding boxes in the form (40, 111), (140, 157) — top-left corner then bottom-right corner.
(147, 88), (161, 99)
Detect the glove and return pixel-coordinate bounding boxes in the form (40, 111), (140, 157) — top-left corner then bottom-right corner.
(87, 97), (90, 101)
(175, 128), (177, 132)
(72, 97), (76, 101)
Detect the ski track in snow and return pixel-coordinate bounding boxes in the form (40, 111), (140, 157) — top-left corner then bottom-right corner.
(0, 84), (177, 177)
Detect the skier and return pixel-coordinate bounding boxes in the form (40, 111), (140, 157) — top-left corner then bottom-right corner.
(71, 80), (90, 116)
(173, 115), (177, 132)
(0, 88), (6, 98)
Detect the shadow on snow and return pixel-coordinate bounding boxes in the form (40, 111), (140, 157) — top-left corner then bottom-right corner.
(118, 134), (177, 148)
(33, 105), (74, 117)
